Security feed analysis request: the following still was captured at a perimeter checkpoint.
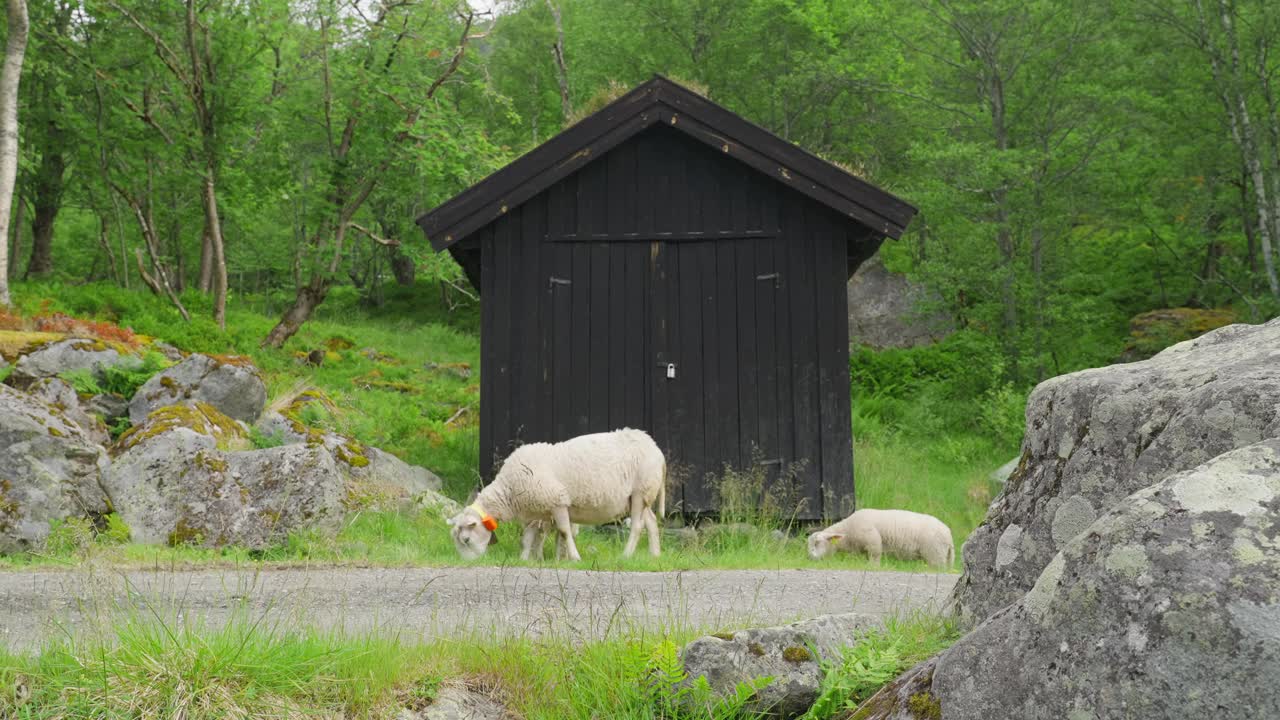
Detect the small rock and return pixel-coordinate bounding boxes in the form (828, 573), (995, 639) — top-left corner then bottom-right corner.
(680, 613), (870, 718)
(399, 684), (511, 720)
(770, 528), (788, 542)
(130, 353), (267, 425)
(150, 340), (185, 362)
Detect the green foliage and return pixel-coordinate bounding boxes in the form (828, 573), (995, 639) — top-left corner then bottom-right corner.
(107, 416), (132, 441)
(249, 426), (286, 450)
(802, 614), (960, 718)
(850, 332), (1028, 450)
(100, 514), (133, 545)
(100, 351), (171, 398)
(42, 517), (96, 557)
(644, 638), (774, 719)
(57, 368), (103, 396)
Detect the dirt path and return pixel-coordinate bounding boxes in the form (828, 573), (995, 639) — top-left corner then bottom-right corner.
(0, 567), (957, 652)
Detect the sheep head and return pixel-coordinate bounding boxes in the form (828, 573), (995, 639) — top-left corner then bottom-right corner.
(807, 531), (843, 560)
(447, 504), (499, 559)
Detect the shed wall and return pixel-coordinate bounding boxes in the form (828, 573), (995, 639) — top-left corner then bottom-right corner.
(478, 126), (855, 519)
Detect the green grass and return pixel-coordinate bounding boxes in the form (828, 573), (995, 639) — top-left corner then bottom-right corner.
(0, 600), (957, 719)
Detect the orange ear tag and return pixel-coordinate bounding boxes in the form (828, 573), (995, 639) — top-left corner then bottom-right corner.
(469, 503), (499, 532)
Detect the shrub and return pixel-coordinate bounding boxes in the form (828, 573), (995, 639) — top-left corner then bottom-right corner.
(100, 351), (171, 398)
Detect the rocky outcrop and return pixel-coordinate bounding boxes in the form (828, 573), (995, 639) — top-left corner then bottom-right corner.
(8, 337), (140, 388)
(846, 255), (952, 350)
(952, 318), (1280, 623)
(853, 438), (1280, 720)
(115, 402), (248, 455)
(105, 432), (344, 549)
(681, 613), (870, 718)
(0, 385), (110, 552)
(129, 353), (266, 425)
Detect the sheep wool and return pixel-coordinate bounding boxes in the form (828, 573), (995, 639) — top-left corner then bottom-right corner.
(807, 508), (954, 569)
(448, 428), (666, 561)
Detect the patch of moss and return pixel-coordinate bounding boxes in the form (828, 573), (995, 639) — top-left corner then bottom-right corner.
(0, 330), (63, 362)
(335, 442), (370, 468)
(115, 402), (246, 453)
(907, 692), (942, 719)
(0, 479), (19, 532)
(324, 336), (355, 351)
(46, 425), (65, 438)
(195, 450), (229, 473)
(167, 518), (204, 547)
(781, 646), (813, 664)
(208, 353), (257, 369)
(748, 642), (766, 657)
(711, 632), (735, 641)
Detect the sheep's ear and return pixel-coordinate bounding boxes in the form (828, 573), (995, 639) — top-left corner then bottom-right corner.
(826, 533), (844, 542)
(488, 529), (499, 546)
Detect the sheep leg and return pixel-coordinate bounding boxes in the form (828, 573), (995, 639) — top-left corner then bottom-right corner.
(622, 494), (647, 558)
(552, 506), (582, 562)
(643, 507), (661, 557)
(520, 523), (543, 561)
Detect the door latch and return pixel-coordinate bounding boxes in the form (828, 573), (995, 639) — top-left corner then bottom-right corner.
(666, 363), (677, 379)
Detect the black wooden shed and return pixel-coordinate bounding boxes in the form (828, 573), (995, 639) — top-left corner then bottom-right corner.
(417, 76), (917, 520)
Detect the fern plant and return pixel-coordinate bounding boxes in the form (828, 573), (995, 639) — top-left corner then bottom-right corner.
(645, 639), (774, 719)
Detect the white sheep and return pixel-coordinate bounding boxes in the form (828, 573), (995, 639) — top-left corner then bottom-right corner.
(447, 428), (666, 561)
(807, 508), (954, 569)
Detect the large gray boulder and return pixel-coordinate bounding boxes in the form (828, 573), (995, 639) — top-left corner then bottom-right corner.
(847, 255), (952, 349)
(854, 438), (1280, 720)
(105, 431), (344, 549)
(129, 353), (266, 425)
(26, 378), (110, 446)
(0, 384), (110, 552)
(952, 318), (1280, 623)
(8, 338), (141, 389)
(681, 613), (870, 718)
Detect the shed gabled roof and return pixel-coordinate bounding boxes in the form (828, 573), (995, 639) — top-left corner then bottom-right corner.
(417, 76), (917, 251)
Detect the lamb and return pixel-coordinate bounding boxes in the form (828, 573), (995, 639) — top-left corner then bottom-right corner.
(447, 428), (666, 561)
(807, 508), (954, 569)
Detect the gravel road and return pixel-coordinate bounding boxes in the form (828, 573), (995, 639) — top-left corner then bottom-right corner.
(0, 566), (957, 652)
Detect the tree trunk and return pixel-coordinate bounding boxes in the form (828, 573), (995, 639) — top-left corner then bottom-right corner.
(546, 0), (571, 122)
(97, 214), (118, 283)
(262, 278), (330, 348)
(7, 191), (22, 282)
(198, 227), (213, 291)
(203, 172), (228, 329)
(0, 0), (27, 306)
(26, 196), (55, 277)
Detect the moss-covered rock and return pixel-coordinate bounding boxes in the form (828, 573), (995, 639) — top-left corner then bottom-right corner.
(115, 401), (248, 454)
(8, 337), (142, 389)
(129, 353), (266, 425)
(0, 330), (64, 363)
(104, 433), (345, 549)
(680, 614), (870, 718)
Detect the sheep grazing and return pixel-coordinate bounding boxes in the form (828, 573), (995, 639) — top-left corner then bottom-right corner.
(447, 428), (666, 561)
(807, 508), (954, 569)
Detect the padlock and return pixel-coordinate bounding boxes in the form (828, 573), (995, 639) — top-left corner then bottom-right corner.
(666, 363), (676, 379)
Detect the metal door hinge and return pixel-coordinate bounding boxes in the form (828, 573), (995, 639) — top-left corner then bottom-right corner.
(548, 276), (571, 288)
(756, 272), (782, 288)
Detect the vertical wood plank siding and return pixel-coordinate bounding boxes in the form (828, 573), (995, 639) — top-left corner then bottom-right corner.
(475, 125), (864, 519)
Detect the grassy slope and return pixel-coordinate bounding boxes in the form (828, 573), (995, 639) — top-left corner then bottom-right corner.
(2, 280), (1008, 571)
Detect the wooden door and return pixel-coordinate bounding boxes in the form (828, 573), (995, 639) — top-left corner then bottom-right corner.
(650, 238), (789, 514)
